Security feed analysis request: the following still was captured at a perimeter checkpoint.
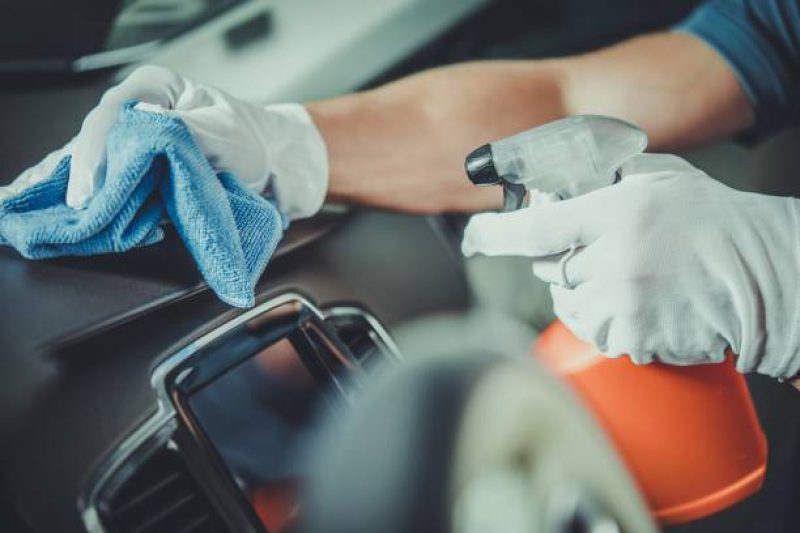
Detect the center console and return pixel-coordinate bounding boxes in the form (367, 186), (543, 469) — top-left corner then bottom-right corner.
(79, 292), (401, 533)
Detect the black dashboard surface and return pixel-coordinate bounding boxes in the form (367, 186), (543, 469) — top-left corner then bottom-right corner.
(0, 210), (346, 356)
(0, 10), (480, 531)
(1, 208), (471, 532)
(0, 70), (343, 360)
(4, 3), (800, 532)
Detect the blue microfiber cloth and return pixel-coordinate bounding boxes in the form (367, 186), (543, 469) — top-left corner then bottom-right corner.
(0, 102), (285, 308)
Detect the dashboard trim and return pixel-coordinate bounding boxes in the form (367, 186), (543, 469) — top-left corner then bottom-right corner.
(78, 291), (401, 533)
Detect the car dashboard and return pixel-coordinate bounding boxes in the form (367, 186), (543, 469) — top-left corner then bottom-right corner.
(10, 2), (800, 532)
(79, 292), (401, 533)
(0, 4), (487, 529)
(0, 207), (471, 532)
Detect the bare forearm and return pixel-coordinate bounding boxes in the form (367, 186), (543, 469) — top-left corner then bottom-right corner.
(308, 32), (753, 214)
(308, 61), (567, 213)
(561, 32), (754, 151)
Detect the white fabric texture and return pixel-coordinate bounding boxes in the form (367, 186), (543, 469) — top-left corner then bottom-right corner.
(462, 153), (800, 379)
(2, 65), (328, 220)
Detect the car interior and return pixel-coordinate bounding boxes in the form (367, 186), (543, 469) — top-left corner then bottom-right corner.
(2, 1), (800, 532)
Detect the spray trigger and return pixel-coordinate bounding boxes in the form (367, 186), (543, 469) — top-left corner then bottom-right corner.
(464, 115), (647, 212)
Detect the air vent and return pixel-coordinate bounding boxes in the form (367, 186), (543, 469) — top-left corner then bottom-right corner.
(98, 446), (228, 533)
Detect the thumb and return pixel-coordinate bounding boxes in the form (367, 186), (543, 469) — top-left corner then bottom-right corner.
(462, 195), (597, 258)
(619, 153), (699, 180)
(66, 102), (115, 209)
(66, 66), (181, 208)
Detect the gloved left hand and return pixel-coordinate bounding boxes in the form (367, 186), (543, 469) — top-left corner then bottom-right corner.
(462, 153), (800, 379)
(1, 65), (328, 220)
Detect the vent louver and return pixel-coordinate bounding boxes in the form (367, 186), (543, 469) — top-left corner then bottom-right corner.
(98, 446), (228, 533)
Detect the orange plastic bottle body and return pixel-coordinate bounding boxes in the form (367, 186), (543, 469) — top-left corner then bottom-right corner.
(534, 320), (767, 525)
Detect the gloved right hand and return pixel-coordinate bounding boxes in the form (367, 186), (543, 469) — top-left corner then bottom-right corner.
(462, 154), (800, 379)
(4, 65), (328, 220)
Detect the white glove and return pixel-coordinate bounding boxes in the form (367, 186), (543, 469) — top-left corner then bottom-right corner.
(1, 65), (328, 220)
(462, 153), (800, 379)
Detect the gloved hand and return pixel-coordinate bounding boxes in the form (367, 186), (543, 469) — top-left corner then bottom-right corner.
(462, 153), (800, 379)
(2, 65), (328, 220)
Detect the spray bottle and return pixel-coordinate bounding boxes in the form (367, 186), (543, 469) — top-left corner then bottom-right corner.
(464, 115), (767, 525)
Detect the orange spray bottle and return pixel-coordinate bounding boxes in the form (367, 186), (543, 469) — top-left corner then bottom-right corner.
(464, 117), (767, 524)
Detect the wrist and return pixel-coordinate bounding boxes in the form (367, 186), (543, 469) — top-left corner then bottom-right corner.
(260, 103), (329, 220)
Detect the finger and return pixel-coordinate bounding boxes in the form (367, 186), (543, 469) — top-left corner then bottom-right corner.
(532, 241), (606, 289)
(555, 285), (653, 365)
(66, 105), (113, 208)
(542, 240), (609, 287)
(67, 104), (141, 208)
(66, 97), (121, 208)
(619, 153), (699, 181)
(66, 66), (180, 208)
(531, 253), (564, 285)
(168, 106), (261, 179)
(531, 245), (592, 288)
(550, 283), (615, 355)
(550, 284), (591, 341)
(528, 189), (561, 205)
(462, 196), (599, 258)
(134, 101), (170, 114)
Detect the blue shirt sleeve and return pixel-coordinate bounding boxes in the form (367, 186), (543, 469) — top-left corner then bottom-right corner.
(675, 0), (800, 141)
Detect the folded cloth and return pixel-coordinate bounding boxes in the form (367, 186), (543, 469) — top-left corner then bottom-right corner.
(0, 102), (285, 308)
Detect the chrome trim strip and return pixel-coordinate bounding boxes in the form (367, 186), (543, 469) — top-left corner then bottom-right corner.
(79, 292), (401, 532)
(322, 305), (403, 362)
(149, 292), (325, 408)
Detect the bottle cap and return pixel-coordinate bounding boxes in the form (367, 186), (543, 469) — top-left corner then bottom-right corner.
(465, 144), (500, 186)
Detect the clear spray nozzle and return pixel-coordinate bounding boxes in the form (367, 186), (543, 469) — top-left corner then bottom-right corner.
(465, 115), (648, 210)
